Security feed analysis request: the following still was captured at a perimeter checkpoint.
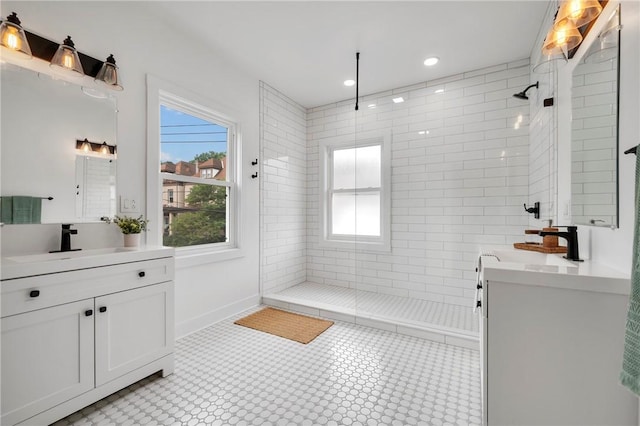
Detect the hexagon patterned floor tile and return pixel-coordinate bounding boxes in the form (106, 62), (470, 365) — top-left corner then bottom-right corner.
(54, 306), (481, 426)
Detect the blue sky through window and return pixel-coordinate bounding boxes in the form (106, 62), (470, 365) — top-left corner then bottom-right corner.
(160, 105), (228, 163)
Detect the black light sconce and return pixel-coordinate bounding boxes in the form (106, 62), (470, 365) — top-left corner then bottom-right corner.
(0, 12), (123, 90)
(76, 139), (117, 156)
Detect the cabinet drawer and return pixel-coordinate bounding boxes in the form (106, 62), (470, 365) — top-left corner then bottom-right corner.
(1, 258), (174, 318)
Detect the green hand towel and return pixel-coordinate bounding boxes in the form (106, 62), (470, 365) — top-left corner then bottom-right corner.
(31, 197), (42, 224)
(621, 153), (640, 395)
(1, 196), (13, 224)
(12, 196), (34, 224)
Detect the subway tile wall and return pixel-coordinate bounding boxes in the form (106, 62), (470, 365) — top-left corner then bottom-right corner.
(259, 82), (308, 294)
(571, 58), (618, 225)
(528, 71), (557, 229)
(528, 2), (559, 231)
(306, 60), (532, 306)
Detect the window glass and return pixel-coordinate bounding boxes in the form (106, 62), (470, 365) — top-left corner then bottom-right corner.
(332, 192), (381, 236)
(332, 145), (381, 189)
(160, 105), (229, 181)
(159, 105), (232, 248)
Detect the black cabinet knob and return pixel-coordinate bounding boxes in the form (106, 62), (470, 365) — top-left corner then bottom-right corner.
(85, 309), (93, 316)
(476, 301), (482, 308)
(477, 283), (483, 289)
(29, 290), (40, 298)
(138, 271), (146, 278)
(99, 306), (107, 313)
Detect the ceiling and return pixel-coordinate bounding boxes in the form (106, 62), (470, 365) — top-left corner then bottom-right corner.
(150, 1), (550, 108)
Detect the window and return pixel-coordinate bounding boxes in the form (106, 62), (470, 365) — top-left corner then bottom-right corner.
(158, 98), (237, 251)
(319, 134), (390, 251)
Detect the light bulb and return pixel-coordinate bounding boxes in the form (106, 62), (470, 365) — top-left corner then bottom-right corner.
(82, 141), (91, 152)
(4, 29), (19, 50)
(569, 0), (582, 19)
(63, 52), (74, 69)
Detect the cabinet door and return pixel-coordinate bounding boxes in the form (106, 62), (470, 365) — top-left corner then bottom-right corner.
(1, 299), (94, 426)
(94, 282), (173, 386)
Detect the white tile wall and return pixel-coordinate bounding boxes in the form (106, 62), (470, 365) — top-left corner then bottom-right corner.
(571, 58), (618, 225)
(528, 2), (559, 232)
(306, 61), (531, 307)
(259, 82), (307, 294)
(528, 72), (557, 230)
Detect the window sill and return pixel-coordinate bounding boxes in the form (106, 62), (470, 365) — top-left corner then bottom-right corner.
(318, 239), (391, 253)
(175, 246), (244, 269)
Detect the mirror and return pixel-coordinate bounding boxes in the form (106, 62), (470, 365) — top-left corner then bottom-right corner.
(571, 7), (620, 227)
(1, 63), (117, 223)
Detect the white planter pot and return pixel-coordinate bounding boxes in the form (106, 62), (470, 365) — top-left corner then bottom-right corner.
(123, 233), (141, 247)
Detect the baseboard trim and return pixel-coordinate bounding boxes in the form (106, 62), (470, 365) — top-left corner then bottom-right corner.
(175, 294), (260, 339)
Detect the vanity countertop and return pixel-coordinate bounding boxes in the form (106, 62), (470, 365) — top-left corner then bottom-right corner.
(481, 249), (631, 296)
(1, 246), (175, 281)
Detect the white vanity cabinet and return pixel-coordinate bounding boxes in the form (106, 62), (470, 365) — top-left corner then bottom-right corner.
(0, 248), (175, 426)
(479, 251), (637, 425)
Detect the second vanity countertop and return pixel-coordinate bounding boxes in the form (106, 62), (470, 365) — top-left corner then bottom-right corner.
(480, 249), (631, 296)
(1, 246), (175, 281)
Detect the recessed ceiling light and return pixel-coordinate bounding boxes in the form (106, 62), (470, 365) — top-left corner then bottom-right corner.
(435, 88), (445, 94)
(392, 97), (404, 103)
(368, 104), (376, 109)
(424, 57), (439, 66)
(344, 79), (355, 87)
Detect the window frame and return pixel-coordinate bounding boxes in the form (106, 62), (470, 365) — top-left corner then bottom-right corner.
(319, 132), (391, 252)
(146, 75), (243, 263)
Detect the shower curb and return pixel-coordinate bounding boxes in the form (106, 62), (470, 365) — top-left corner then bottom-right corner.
(262, 294), (479, 351)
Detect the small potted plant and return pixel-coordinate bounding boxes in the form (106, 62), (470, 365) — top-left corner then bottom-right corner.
(110, 215), (149, 247)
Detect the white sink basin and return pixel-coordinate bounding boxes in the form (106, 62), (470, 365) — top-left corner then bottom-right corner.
(5, 247), (135, 263)
(489, 249), (577, 268)
(1, 246), (173, 280)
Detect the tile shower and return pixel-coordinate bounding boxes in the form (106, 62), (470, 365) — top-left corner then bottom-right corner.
(260, 59), (532, 340)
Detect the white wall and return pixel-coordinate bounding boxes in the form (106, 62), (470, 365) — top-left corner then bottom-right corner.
(259, 82), (307, 295)
(0, 1), (261, 337)
(306, 60), (532, 306)
(554, 0), (639, 272)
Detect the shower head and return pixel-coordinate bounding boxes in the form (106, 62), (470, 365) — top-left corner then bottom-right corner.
(513, 82), (539, 100)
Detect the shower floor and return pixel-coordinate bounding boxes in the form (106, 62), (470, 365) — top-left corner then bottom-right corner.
(263, 282), (479, 349)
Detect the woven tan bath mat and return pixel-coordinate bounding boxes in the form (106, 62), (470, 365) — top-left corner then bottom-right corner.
(234, 307), (333, 344)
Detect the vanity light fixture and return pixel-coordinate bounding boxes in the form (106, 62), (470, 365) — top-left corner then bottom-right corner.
(535, 0), (604, 73)
(50, 36), (84, 77)
(555, 0), (602, 30)
(0, 12), (32, 59)
(95, 54), (123, 91)
(584, 6), (621, 63)
(76, 139), (116, 156)
(533, 45), (568, 74)
(543, 22), (583, 55)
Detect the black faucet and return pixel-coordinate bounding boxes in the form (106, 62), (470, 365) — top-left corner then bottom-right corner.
(50, 224), (81, 253)
(538, 225), (583, 262)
